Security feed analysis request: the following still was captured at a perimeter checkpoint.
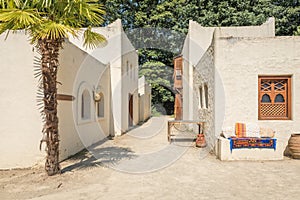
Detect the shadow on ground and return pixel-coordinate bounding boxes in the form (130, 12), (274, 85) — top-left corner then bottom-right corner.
(61, 139), (137, 173)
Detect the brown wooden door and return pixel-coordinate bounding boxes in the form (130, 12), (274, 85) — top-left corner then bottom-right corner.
(174, 93), (182, 120)
(174, 56), (183, 89)
(129, 94), (133, 126)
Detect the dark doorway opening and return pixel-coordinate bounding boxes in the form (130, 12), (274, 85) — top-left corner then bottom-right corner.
(128, 94), (133, 127)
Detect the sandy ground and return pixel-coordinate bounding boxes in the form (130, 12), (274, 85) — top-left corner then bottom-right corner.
(1, 116), (300, 200)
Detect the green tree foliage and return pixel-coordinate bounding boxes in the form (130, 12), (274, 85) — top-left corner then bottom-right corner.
(139, 61), (175, 114)
(180, 0), (299, 35)
(103, 0), (300, 35)
(194, 0), (273, 27)
(272, 0), (300, 35)
(295, 26), (300, 35)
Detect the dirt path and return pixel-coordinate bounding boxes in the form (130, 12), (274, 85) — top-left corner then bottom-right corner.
(1, 116), (300, 199)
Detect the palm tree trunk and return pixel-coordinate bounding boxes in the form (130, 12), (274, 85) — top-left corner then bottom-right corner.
(38, 38), (63, 176)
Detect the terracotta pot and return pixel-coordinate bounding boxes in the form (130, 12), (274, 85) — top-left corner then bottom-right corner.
(196, 134), (207, 148)
(288, 134), (300, 159)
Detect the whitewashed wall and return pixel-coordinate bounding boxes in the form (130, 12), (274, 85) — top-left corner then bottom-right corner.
(215, 37), (300, 147)
(0, 31), (44, 169)
(214, 17), (275, 38)
(121, 33), (139, 131)
(182, 20), (215, 121)
(182, 35), (190, 120)
(58, 41), (112, 161)
(138, 76), (151, 122)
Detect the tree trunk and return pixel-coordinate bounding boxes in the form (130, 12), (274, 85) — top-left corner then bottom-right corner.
(38, 38), (63, 176)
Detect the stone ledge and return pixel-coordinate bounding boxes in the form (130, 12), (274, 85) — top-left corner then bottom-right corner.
(215, 137), (284, 161)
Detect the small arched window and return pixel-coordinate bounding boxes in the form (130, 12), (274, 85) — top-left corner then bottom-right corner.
(81, 89), (91, 120)
(275, 94), (285, 103)
(261, 94), (271, 103)
(97, 93), (105, 118)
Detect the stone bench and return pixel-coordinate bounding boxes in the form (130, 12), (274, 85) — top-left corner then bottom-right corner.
(215, 136), (284, 161)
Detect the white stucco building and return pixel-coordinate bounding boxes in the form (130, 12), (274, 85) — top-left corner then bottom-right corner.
(138, 76), (151, 122)
(182, 18), (300, 159)
(0, 19), (145, 169)
(67, 19), (140, 136)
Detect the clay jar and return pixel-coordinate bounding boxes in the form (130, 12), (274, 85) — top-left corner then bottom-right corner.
(196, 134), (207, 148)
(288, 134), (300, 159)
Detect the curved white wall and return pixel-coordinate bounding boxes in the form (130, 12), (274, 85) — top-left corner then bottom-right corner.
(58, 42), (112, 161)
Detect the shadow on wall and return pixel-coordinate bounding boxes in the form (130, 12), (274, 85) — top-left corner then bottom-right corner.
(61, 140), (136, 173)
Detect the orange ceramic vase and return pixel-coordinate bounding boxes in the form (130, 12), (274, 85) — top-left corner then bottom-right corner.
(196, 134), (207, 148)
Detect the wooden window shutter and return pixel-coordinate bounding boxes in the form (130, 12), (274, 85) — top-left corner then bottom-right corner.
(258, 76), (291, 120)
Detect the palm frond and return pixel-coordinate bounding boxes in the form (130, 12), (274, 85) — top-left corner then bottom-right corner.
(30, 20), (78, 41)
(0, 0), (20, 9)
(0, 8), (40, 34)
(63, 0), (105, 27)
(30, 0), (52, 8)
(83, 26), (106, 49)
(1, 1), (107, 48)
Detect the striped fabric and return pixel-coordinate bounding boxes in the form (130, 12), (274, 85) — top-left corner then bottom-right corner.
(229, 138), (277, 151)
(235, 123), (246, 138)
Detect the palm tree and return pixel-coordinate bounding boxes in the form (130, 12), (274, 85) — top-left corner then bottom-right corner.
(0, 0), (106, 176)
